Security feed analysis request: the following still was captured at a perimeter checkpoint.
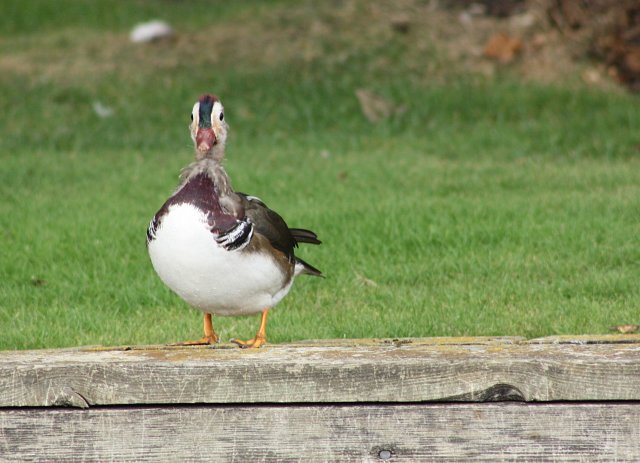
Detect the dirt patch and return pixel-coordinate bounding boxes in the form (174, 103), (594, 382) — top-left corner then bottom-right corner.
(0, 1), (636, 91)
(545, 0), (640, 91)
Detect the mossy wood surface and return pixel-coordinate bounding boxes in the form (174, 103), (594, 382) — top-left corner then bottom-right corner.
(2, 336), (640, 462)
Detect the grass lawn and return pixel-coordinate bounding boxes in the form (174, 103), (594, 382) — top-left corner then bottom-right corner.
(1, 1), (639, 350)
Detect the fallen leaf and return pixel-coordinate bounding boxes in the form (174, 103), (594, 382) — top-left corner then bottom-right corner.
(624, 47), (640, 74)
(30, 276), (47, 286)
(354, 272), (378, 287)
(355, 89), (404, 123)
(610, 324), (640, 334)
(483, 32), (523, 63)
(92, 101), (114, 118)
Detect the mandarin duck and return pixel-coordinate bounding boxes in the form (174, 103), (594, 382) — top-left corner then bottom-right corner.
(147, 94), (321, 348)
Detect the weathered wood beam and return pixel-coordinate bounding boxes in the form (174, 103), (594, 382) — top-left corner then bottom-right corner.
(1, 336), (639, 407)
(2, 403), (639, 462)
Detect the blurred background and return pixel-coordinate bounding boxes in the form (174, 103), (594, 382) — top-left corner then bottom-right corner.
(1, 0), (639, 349)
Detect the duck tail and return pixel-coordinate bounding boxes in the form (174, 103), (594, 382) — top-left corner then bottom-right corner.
(290, 228), (322, 246)
(294, 257), (323, 277)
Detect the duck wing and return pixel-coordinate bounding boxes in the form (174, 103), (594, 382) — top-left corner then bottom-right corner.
(236, 193), (298, 261)
(236, 193), (322, 276)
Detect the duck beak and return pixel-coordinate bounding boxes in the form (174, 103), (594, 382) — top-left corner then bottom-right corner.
(196, 127), (217, 155)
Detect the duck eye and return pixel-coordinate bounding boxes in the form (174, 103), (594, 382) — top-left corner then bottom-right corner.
(219, 112), (224, 121)
(190, 114), (194, 122)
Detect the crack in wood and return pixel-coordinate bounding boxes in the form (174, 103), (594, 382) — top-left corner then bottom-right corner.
(51, 386), (90, 409)
(440, 383), (526, 402)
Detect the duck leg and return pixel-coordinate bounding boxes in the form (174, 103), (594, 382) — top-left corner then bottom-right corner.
(231, 309), (269, 348)
(171, 313), (219, 345)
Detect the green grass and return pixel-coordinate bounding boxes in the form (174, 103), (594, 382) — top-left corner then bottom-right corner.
(1, 1), (639, 350)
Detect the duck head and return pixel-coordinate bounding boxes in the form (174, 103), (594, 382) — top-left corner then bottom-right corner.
(190, 94), (228, 161)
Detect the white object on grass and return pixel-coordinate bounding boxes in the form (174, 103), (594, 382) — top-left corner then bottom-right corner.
(130, 20), (173, 43)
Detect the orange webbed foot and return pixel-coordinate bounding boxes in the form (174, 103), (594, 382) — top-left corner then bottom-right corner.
(230, 309), (269, 349)
(230, 334), (267, 349)
(169, 313), (219, 346)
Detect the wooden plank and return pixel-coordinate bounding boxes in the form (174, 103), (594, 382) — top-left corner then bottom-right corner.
(290, 336), (527, 346)
(1, 337), (640, 407)
(529, 334), (640, 344)
(2, 403), (639, 462)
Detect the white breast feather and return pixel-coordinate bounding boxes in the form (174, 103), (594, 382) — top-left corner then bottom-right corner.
(148, 203), (292, 315)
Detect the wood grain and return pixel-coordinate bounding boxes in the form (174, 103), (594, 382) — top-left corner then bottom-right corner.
(2, 403), (639, 462)
(1, 337), (640, 407)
